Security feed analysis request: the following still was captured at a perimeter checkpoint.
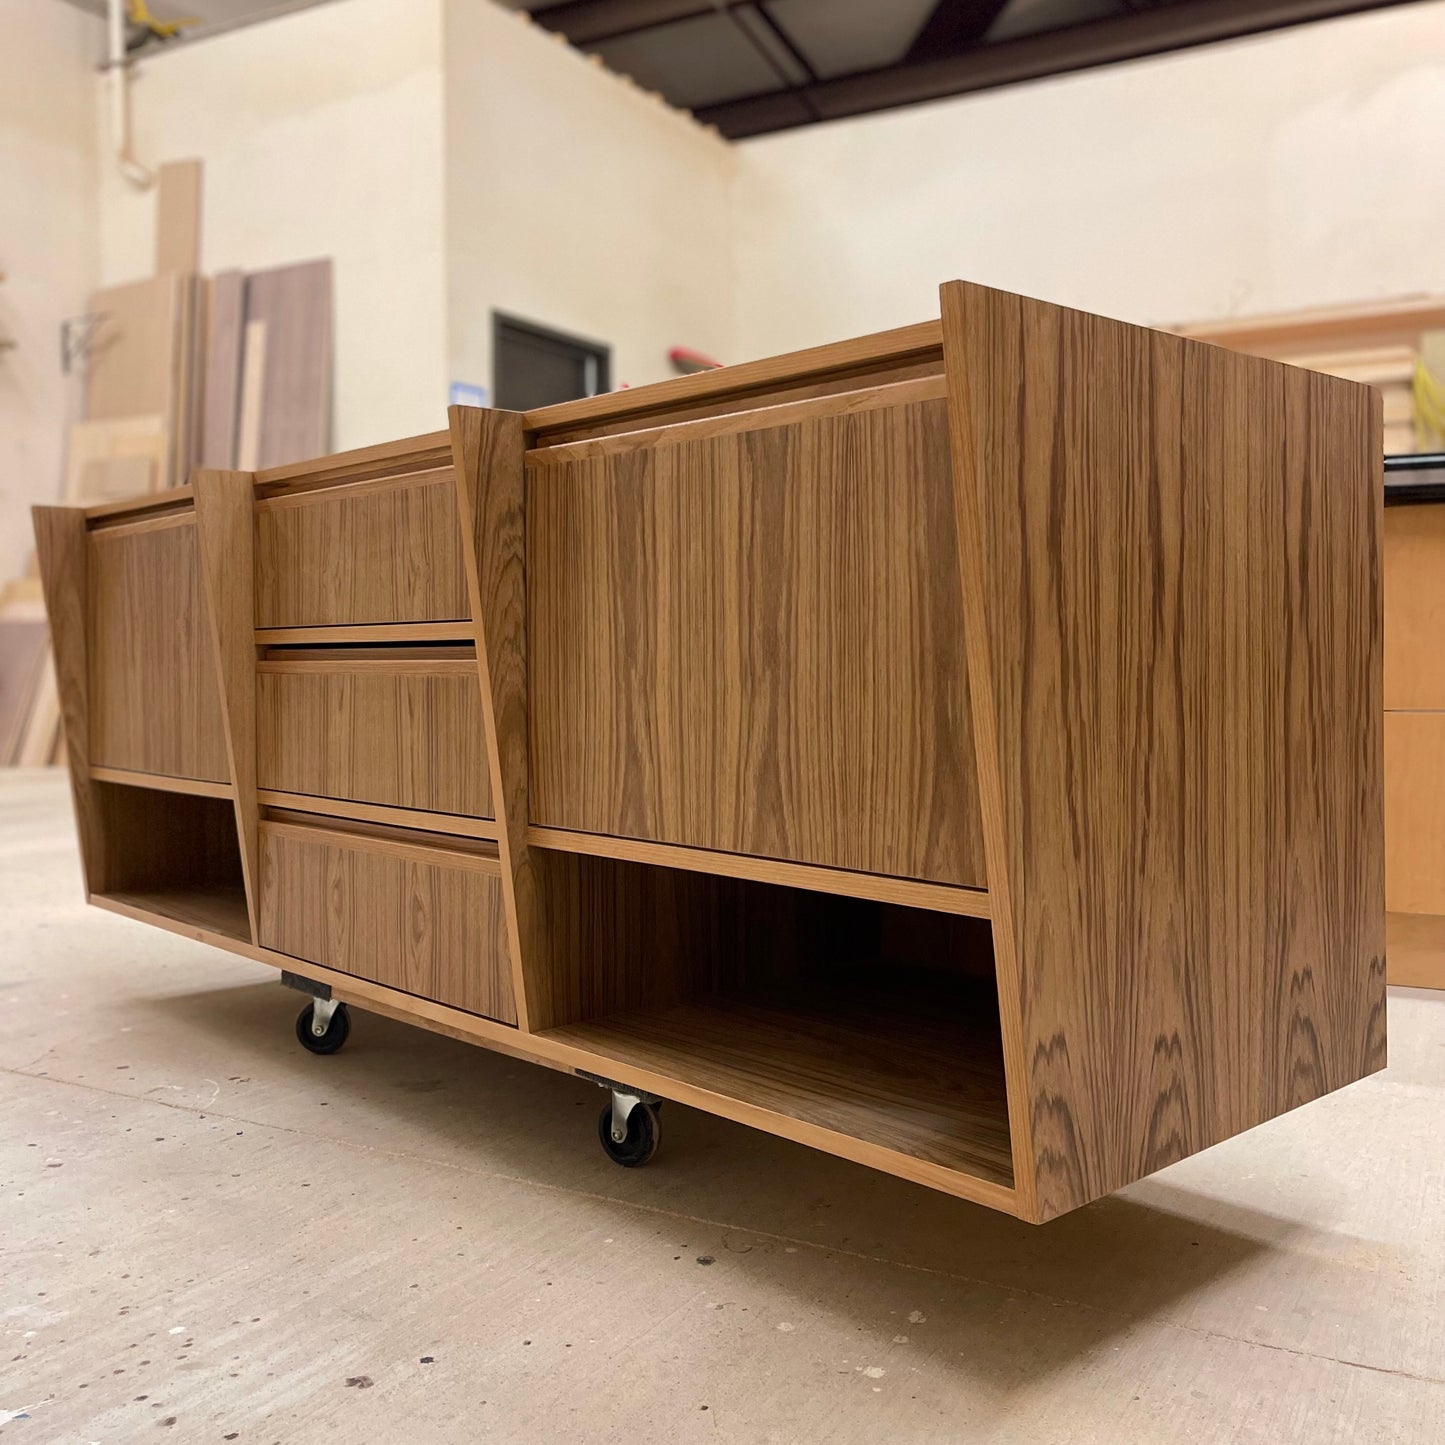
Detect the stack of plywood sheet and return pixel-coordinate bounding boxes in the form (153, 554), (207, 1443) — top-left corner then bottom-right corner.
(1176, 296), (1445, 455)
(10, 158), (334, 771)
(69, 159), (334, 500)
(205, 258), (333, 470)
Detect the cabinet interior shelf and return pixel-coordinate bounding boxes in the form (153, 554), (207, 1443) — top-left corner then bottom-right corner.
(542, 969), (1014, 1188)
(96, 883), (251, 943)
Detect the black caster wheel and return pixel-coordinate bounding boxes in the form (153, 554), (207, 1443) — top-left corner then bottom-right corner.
(598, 1099), (661, 1167)
(295, 1001), (350, 1055)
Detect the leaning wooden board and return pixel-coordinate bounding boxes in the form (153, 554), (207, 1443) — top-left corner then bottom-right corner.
(35, 281), (1385, 1223)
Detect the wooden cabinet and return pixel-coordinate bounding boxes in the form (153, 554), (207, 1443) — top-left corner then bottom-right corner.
(37, 282), (1387, 1223)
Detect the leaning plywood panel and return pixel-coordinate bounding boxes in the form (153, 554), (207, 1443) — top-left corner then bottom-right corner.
(85, 279), (183, 488)
(199, 272), (245, 469)
(243, 259), (332, 468)
(941, 280), (1387, 1222)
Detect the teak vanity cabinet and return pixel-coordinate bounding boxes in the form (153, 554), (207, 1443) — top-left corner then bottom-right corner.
(36, 280), (1387, 1224)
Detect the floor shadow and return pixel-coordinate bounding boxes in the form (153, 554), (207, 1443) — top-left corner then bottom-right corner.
(127, 975), (1297, 1390)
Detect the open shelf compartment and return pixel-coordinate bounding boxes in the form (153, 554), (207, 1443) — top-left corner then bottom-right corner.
(533, 859), (1013, 1190)
(88, 779), (250, 943)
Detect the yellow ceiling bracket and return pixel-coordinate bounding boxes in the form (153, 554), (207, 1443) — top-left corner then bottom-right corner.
(127, 0), (200, 41)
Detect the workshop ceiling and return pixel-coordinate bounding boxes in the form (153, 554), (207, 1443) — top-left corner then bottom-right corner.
(498, 0), (1430, 138)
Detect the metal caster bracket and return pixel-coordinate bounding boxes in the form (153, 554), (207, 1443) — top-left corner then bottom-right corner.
(308, 997), (341, 1039)
(579, 1071), (663, 1144)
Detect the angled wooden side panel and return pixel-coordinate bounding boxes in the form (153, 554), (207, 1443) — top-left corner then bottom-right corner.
(33, 507), (105, 895)
(193, 469), (260, 941)
(449, 406), (536, 1029)
(941, 280), (1386, 1222)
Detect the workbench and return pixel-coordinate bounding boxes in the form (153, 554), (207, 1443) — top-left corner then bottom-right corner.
(35, 280), (1387, 1223)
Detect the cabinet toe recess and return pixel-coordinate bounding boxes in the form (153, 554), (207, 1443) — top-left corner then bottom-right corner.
(34, 280), (1386, 1223)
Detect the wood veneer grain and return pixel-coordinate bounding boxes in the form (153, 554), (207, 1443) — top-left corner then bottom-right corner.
(527, 394), (987, 888)
(526, 825), (991, 917)
(1386, 911), (1445, 990)
(33, 507), (104, 893)
(526, 319), (943, 438)
(256, 662), (493, 818)
(86, 517), (230, 784)
(254, 431), (451, 493)
(529, 374), (946, 457)
(257, 822), (516, 1024)
(90, 766), (233, 799)
(100, 884), (250, 942)
(450, 406), (541, 1029)
(544, 974), (1014, 1187)
(1384, 710), (1445, 916)
(256, 790), (498, 840)
(194, 469), (262, 941)
(254, 472), (470, 628)
(941, 279), (1386, 1221)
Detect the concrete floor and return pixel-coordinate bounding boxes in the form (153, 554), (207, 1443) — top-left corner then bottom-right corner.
(2, 770), (1443, 1444)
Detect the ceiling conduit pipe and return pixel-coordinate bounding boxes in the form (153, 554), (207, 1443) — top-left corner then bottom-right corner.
(107, 0), (154, 188)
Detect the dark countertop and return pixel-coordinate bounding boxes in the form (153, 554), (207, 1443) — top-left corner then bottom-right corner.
(1384, 453), (1445, 507)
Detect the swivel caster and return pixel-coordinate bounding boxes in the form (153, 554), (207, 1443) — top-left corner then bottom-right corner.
(597, 1088), (662, 1168)
(295, 999), (350, 1055)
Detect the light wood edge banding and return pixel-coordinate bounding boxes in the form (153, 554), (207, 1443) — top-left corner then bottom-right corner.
(256, 789), (497, 840)
(526, 375), (947, 466)
(258, 817), (501, 874)
(84, 486), (195, 524)
(90, 765), (235, 800)
(526, 826), (992, 918)
(525, 319), (943, 435)
(255, 623), (474, 646)
(87, 509), (196, 542)
(253, 430), (451, 491)
(256, 657), (477, 676)
(253, 466), (455, 514)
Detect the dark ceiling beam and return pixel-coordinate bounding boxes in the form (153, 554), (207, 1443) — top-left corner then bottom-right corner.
(906, 0), (1015, 62)
(527, 0), (723, 47)
(697, 0), (1427, 138)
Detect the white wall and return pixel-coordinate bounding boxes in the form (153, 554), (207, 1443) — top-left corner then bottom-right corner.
(0, 0), (101, 579)
(443, 0), (736, 397)
(732, 0), (1445, 359)
(97, 0), (447, 451)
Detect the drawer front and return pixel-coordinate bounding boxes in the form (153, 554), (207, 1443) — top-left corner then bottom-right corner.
(255, 472), (470, 628)
(257, 658), (493, 818)
(87, 517), (230, 783)
(526, 394), (988, 887)
(258, 821), (516, 1023)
